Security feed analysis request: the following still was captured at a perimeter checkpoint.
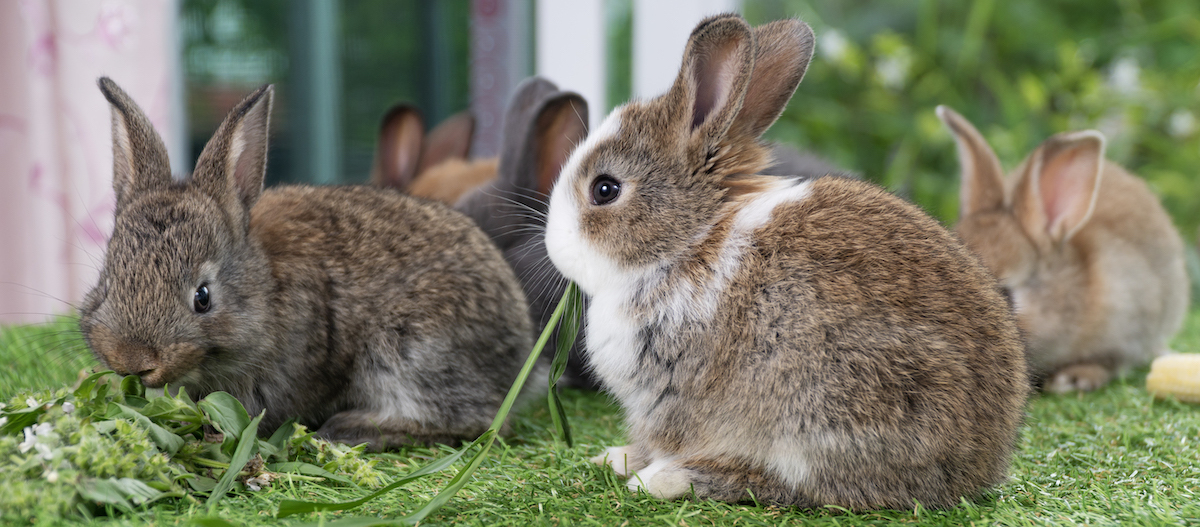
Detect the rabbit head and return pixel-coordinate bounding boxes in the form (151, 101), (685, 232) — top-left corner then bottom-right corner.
(546, 16), (813, 294)
(79, 78), (275, 389)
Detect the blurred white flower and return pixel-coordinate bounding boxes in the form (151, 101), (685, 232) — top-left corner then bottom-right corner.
(26, 397), (39, 409)
(19, 427), (37, 453)
(877, 54), (912, 90)
(61, 402), (75, 414)
(45, 470), (59, 483)
(33, 422), (52, 435)
(245, 473), (274, 491)
(35, 442), (55, 461)
(821, 29), (850, 63)
(0, 416), (7, 428)
(1108, 56), (1141, 95)
(1168, 109), (1196, 138)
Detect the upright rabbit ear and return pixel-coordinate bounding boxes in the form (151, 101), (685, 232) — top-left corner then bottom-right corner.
(98, 77), (173, 205)
(495, 76), (564, 194)
(418, 111), (475, 174)
(370, 105), (424, 189)
(667, 14), (754, 145)
(937, 105), (1006, 218)
(191, 84), (273, 225)
(523, 94), (588, 198)
(726, 19), (814, 141)
(1013, 130), (1105, 244)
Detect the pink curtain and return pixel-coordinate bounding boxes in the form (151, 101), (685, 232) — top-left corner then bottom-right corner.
(0, 0), (178, 324)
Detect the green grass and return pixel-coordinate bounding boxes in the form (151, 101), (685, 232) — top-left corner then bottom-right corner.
(2, 313), (1199, 526)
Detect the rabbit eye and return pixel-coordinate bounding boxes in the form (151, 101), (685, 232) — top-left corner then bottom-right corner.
(194, 285), (211, 313)
(591, 175), (621, 205)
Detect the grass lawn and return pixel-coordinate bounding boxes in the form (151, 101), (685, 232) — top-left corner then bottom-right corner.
(1, 312), (1198, 526)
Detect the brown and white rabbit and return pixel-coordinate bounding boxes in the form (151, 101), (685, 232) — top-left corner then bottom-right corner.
(938, 105), (1188, 393)
(454, 77), (596, 390)
(369, 104), (496, 204)
(79, 78), (534, 450)
(542, 15), (1028, 510)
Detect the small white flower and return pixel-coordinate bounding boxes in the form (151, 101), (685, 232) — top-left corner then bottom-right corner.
(26, 397), (39, 409)
(244, 473), (274, 492)
(35, 442), (56, 461)
(0, 402), (7, 409)
(1168, 109), (1196, 138)
(33, 422), (52, 436)
(1108, 56), (1141, 95)
(0, 416), (7, 428)
(820, 29), (850, 63)
(44, 470), (59, 483)
(61, 402), (75, 414)
(19, 427), (37, 453)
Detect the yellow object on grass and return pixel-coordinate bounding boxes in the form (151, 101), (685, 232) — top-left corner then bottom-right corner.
(1146, 354), (1200, 404)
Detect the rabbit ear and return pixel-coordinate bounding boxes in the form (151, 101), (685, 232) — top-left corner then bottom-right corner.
(667, 14), (754, 144)
(192, 84), (274, 222)
(370, 105), (424, 189)
(494, 76), (565, 194)
(1013, 130), (1105, 243)
(726, 19), (814, 141)
(418, 111), (475, 174)
(98, 77), (172, 204)
(937, 105), (1006, 217)
(532, 94), (588, 197)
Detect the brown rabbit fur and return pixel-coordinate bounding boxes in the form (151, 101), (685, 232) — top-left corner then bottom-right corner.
(939, 106), (1187, 393)
(79, 78), (533, 450)
(543, 15), (1028, 510)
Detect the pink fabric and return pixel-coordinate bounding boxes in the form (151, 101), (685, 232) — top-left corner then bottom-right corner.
(0, 0), (176, 323)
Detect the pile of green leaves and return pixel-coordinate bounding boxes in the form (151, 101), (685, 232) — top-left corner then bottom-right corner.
(0, 372), (382, 522)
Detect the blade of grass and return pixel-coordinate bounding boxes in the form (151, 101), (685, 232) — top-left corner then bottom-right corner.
(547, 283), (582, 447)
(206, 411), (262, 510)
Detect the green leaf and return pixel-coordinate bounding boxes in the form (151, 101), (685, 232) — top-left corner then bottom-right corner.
(262, 418), (297, 462)
(207, 411), (263, 509)
(547, 282), (582, 447)
(73, 370), (115, 401)
(77, 477), (168, 511)
(199, 392), (251, 443)
(108, 403), (185, 455)
(275, 437), (480, 517)
(120, 374), (145, 398)
(267, 461), (359, 487)
(184, 475), (217, 493)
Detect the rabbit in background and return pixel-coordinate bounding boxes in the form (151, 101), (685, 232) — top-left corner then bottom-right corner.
(369, 104), (497, 204)
(79, 78), (535, 450)
(938, 105), (1188, 393)
(543, 14), (1028, 510)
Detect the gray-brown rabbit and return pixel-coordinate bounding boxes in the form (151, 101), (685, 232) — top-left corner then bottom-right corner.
(938, 105), (1188, 392)
(78, 78), (533, 450)
(543, 15), (1028, 510)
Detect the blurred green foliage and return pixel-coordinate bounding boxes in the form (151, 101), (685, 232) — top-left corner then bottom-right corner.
(747, 0), (1200, 237)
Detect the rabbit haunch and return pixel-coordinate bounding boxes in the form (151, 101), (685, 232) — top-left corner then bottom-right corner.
(80, 78), (534, 450)
(544, 14), (1027, 510)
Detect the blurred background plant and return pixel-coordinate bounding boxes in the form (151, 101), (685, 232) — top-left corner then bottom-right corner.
(745, 0), (1200, 237)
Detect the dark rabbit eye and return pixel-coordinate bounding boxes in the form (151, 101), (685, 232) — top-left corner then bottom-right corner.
(591, 175), (621, 205)
(194, 285), (211, 313)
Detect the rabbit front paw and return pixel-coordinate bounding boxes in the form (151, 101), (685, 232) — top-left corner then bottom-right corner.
(627, 458), (693, 500)
(1046, 363), (1113, 393)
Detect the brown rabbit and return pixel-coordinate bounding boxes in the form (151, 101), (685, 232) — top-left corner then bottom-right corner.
(369, 104), (495, 203)
(938, 105), (1188, 393)
(79, 78), (534, 450)
(543, 15), (1028, 510)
